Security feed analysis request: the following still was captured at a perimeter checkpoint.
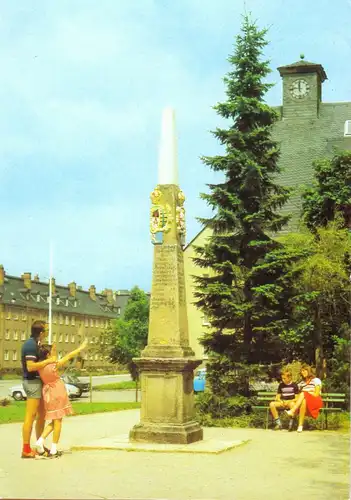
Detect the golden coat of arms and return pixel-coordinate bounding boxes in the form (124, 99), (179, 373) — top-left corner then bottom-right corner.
(150, 186), (172, 244)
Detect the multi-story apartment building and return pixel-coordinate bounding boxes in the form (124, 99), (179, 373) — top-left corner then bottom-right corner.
(0, 265), (130, 371)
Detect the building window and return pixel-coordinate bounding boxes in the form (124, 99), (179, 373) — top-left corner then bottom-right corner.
(53, 314), (57, 324)
(53, 333), (57, 342)
(47, 296), (51, 304)
(95, 353), (99, 360)
(56, 297), (60, 305)
(59, 333), (63, 343)
(6, 311), (11, 320)
(22, 311), (27, 321)
(84, 317), (89, 327)
(90, 354), (94, 361)
(71, 335), (75, 343)
(65, 315), (69, 325)
(21, 331), (26, 341)
(59, 314), (63, 325)
(65, 299), (69, 307)
(73, 300), (77, 308)
(105, 319), (108, 328)
(95, 319), (99, 327)
(13, 312), (19, 320)
(36, 294), (41, 302)
(344, 120), (351, 137)
(12, 350), (18, 361)
(117, 307), (121, 315)
(65, 334), (69, 343)
(4, 350), (9, 361)
(5, 330), (10, 340)
(90, 318), (94, 327)
(71, 316), (75, 326)
(13, 330), (18, 341)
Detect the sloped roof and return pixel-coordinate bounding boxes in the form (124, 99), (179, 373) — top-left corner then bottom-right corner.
(0, 275), (129, 318)
(277, 60), (327, 82)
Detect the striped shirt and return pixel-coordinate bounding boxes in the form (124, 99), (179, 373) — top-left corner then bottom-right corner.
(278, 382), (299, 400)
(299, 377), (322, 394)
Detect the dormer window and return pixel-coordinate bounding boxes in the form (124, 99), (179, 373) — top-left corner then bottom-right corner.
(47, 296), (51, 303)
(73, 300), (77, 308)
(36, 294), (40, 302)
(56, 297), (60, 305)
(65, 299), (69, 307)
(344, 120), (351, 137)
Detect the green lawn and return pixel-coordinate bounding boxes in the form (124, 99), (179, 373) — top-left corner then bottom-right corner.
(0, 401), (140, 424)
(93, 381), (137, 391)
(0, 374), (22, 380)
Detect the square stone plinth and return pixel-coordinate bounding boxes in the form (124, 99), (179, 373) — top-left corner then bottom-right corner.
(71, 434), (250, 454)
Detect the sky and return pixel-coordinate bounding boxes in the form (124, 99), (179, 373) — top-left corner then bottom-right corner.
(0, 0), (350, 292)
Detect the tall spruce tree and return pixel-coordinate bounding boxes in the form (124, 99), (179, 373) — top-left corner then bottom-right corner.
(193, 16), (290, 369)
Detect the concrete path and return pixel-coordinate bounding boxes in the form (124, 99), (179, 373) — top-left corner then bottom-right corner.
(0, 410), (349, 500)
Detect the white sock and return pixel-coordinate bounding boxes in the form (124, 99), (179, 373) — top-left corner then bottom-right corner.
(297, 425), (303, 432)
(50, 443), (57, 455)
(35, 437), (45, 453)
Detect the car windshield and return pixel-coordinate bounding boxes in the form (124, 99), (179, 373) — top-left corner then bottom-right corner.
(65, 375), (79, 383)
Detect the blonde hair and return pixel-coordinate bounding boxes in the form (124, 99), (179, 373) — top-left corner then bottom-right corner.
(300, 364), (314, 380)
(281, 368), (292, 378)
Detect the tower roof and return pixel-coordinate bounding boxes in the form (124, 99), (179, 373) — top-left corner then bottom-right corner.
(277, 60), (327, 82)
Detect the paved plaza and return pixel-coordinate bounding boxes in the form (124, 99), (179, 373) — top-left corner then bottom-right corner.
(0, 409), (349, 500)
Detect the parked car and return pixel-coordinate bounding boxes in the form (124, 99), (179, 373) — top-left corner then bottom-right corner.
(9, 382), (81, 401)
(193, 368), (206, 393)
(61, 373), (90, 396)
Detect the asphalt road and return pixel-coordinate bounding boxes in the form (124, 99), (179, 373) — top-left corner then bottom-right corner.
(0, 374), (132, 400)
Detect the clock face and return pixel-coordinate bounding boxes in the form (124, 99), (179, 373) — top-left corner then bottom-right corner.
(289, 79), (310, 99)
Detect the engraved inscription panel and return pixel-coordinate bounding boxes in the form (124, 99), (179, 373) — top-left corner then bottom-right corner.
(150, 245), (177, 311)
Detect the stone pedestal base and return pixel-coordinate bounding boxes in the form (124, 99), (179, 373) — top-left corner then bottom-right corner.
(130, 420), (203, 444)
(129, 357), (203, 445)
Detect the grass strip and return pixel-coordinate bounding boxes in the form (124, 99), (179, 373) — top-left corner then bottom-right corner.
(0, 401), (140, 424)
(93, 381), (137, 391)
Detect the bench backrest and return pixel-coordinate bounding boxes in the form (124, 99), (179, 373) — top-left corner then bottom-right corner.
(256, 391), (346, 405)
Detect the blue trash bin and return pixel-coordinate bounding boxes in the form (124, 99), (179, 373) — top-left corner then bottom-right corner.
(193, 368), (206, 393)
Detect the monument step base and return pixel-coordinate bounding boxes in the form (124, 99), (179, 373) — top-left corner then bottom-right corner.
(71, 434), (250, 455)
(130, 421), (203, 444)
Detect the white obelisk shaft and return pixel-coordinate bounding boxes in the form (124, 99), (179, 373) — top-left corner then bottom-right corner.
(158, 107), (179, 185)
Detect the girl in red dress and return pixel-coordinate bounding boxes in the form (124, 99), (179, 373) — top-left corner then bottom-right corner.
(34, 339), (88, 457)
(285, 364), (323, 432)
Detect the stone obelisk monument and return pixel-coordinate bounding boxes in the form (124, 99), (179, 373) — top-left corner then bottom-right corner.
(129, 108), (203, 444)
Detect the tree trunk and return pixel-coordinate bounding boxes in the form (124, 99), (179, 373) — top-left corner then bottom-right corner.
(314, 303), (324, 378)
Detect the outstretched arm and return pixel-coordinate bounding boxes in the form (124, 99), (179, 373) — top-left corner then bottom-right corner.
(57, 339), (88, 368)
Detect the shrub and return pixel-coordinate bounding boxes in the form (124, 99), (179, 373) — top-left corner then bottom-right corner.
(196, 392), (255, 419)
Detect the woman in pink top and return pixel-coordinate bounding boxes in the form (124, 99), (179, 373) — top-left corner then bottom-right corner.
(34, 339), (88, 457)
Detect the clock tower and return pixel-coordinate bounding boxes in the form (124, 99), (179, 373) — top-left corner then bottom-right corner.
(277, 57), (327, 118)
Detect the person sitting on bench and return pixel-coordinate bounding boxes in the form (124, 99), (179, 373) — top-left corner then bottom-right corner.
(285, 364), (323, 433)
(269, 368), (299, 430)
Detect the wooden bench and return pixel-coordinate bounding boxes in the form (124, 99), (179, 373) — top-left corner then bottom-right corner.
(252, 391), (346, 430)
